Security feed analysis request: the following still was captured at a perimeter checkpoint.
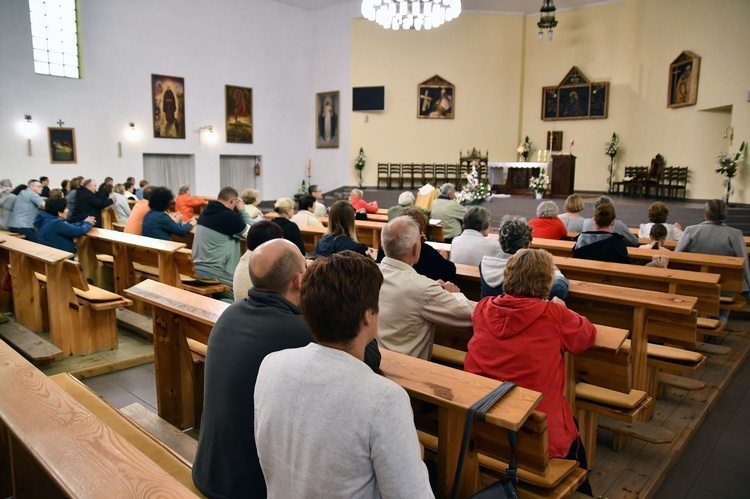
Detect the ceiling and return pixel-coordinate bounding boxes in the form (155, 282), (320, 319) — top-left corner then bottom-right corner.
(272, 0), (607, 15)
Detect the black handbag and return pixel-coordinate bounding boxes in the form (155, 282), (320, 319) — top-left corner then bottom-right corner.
(450, 381), (519, 499)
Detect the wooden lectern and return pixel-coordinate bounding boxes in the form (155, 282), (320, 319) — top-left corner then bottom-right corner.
(551, 155), (576, 198)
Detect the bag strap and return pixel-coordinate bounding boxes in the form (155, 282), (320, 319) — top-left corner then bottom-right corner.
(450, 381), (517, 499)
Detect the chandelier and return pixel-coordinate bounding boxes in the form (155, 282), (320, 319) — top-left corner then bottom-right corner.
(537, 0), (558, 41)
(361, 1), (462, 31)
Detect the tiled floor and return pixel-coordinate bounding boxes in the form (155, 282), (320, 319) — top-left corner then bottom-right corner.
(85, 356), (750, 498)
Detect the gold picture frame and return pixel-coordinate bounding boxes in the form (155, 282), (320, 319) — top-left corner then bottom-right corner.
(668, 51), (700, 108)
(48, 127), (77, 164)
(316, 90), (339, 148)
(417, 75), (454, 119)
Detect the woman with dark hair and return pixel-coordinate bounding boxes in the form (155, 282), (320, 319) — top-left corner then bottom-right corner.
(142, 187), (195, 240)
(34, 197), (95, 253)
(314, 200), (376, 259)
(639, 223), (669, 250)
(676, 199), (750, 322)
(0, 184), (25, 230)
(376, 206), (456, 282)
(480, 215), (569, 299)
(466, 248), (596, 496)
(60, 179), (70, 197)
(232, 221), (284, 300)
(574, 204), (631, 264)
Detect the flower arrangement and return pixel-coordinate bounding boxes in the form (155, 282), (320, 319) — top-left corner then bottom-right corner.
(294, 179), (307, 201)
(354, 147), (366, 188)
(528, 171), (550, 194)
(517, 136), (531, 160)
(455, 180), (492, 206)
(715, 141), (746, 178)
(605, 132), (620, 158)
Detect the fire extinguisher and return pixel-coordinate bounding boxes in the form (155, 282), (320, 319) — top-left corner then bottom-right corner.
(255, 159), (261, 176)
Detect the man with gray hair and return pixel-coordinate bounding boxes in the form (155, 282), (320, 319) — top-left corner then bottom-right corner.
(449, 205), (499, 266)
(387, 191), (415, 220)
(430, 183), (468, 242)
(378, 216), (475, 360)
(582, 196), (638, 246)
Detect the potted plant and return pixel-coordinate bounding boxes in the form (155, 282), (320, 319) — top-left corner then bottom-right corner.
(605, 132), (620, 193)
(528, 171), (549, 199)
(715, 141), (746, 203)
(354, 147), (366, 188)
(455, 180), (492, 206)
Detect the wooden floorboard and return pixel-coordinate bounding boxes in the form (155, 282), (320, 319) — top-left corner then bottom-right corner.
(589, 319), (750, 498)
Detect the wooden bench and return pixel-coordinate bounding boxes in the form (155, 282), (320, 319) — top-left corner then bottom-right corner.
(628, 227), (750, 252)
(0, 339), (199, 497)
(125, 279), (585, 498)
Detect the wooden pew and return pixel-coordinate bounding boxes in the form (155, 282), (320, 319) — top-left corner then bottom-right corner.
(0, 339), (199, 497)
(451, 264), (699, 400)
(125, 279), (585, 498)
(628, 227), (750, 251)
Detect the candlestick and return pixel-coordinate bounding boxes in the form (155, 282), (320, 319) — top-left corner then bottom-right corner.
(537, 150), (542, 162)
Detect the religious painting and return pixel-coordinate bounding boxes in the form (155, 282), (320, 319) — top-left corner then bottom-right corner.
(668, 51), (700, 108)
(152, 74), (185, 139)
(417, 75), (454, 119)
(316, 90), (339, 148)
(547, 131), (563, 152)
(541, 67), (609, 121)
(225, 85), (253, 143)
(48, 127), (76, 164)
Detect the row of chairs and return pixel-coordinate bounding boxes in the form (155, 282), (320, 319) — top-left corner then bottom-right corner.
(377, 162), (489, 189)
(614, 165), (688, 200)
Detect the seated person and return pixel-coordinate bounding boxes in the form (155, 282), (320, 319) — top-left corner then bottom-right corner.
(111, 184), (132, 224)
(124, 185), (155, 234)
(376, 207), (456, 282)
(465, 248), (596, 495)
(574, 204), (632, 264)
(255, 251), (432, 498)
(639, 223), (670, 250)
(529, 200), (568, 240)
(142, 187), (196, 241)
(314, 200), (376, 260)
(675, 199), (750, 323)
(308, 184), (327, 218)
(232, 221), (283, 300)
(430, 183), (468, 243)
(272, 197), (307, 255)
(449, 206), (499, 266)
(388, 191), (415, 220)
(175, 185), (205, 221)
(637, 201), (683, 240)
(558, 194), (585, 233)
(378, 216), (474, 360)
(480, 216), (569, 300)
(33, 197), (95, 254)
(290, 195), (324, 228)
(349, 188), (378, 214)
(240, 188), (264, 221)
(582, 196), (638, 247)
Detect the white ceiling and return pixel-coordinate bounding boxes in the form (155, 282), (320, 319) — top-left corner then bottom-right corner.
(272, 0), (607, 15)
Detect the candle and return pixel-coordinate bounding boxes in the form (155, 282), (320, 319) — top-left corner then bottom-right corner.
(537, 150), (542, 162)
(543, 150), (548, 162)
(307, 159), (311, 177)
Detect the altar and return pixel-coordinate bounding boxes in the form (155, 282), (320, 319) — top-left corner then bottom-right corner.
(488, 162), (549, 196)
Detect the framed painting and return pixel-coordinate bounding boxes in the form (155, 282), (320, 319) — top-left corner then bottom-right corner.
(152, 74), (185, 138)
(541, 67), (608, 121)
(48, 127), (76, 164)
(417, 75), (454, 119)
(668, 51), (700, 108)
(316, 90), (339, 148)
(547, 131), (563, 151)
(226, 85), (253, 143)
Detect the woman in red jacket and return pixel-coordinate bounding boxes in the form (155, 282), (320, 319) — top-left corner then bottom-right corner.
(465, 248), (596, 495)
(528, 200), (568, 240)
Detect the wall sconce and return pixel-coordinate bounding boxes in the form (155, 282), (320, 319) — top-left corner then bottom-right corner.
(200, 125), (217, 144)
(20, 114), (37, 156)
(724, 126), (734, 146)
(25, 115), (32, 123)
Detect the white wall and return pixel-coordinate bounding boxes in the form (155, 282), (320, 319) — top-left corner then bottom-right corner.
(0, 0), (317, 200)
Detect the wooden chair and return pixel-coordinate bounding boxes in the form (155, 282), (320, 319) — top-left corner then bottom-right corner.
(643, 154), (665, 198)
(377, 162), (390, 188)
(434, 163), (448, 184)
(389, 163), (402, 189)
(670, 166), (688, 200)
(422, 163), (435, 185)
(411, 163), (424, 188)
(400, 163), (414, 189)
(445, 164), (460, 186)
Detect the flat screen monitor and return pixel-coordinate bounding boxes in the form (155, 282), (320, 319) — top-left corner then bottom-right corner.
(352, 86), (385, 111)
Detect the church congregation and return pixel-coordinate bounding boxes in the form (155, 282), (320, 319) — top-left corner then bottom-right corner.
(2, 0), (750, 498)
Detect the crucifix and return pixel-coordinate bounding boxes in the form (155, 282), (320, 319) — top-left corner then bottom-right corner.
(420, 91), (432, 113)
(57, 119), (65, 127)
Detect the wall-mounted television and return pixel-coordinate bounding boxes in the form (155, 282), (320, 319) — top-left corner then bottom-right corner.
(353, 86), (385, 111)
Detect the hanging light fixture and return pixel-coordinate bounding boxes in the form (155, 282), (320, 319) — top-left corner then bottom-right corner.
(361, 0), (462, 31)
(537, 0), (558, 41)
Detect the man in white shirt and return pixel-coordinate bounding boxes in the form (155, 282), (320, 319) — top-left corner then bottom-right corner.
(308, 184), (327, 218)
(290, 195), (324, 227)
(378, 216), (475, 360)
(450, 205), (500, 266)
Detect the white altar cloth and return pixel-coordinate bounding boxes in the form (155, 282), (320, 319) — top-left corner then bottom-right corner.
(487, 162), (549, 185)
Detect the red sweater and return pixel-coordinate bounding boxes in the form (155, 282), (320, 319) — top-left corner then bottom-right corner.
(529, 216), (568, 240)
(350, 197), (378, 213)
(465, 295), (596, 457)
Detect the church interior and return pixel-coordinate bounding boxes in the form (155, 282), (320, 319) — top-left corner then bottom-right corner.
(2, 1), (750, 498)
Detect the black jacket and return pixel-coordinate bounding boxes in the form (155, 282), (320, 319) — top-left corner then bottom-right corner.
(69, 187), (113, 227)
